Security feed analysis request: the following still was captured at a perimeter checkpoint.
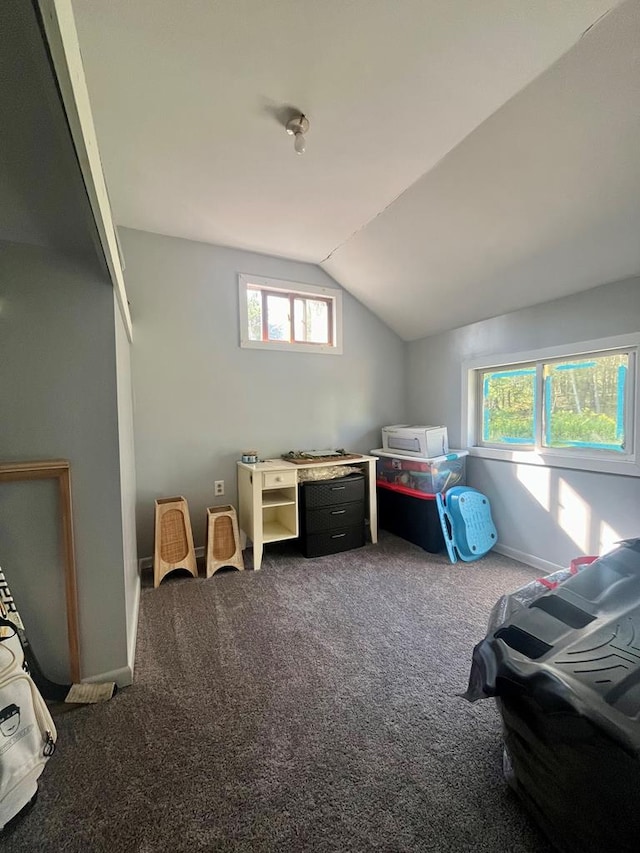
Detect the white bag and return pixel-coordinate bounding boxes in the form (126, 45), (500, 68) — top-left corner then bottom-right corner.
(0, 619), (56, 832)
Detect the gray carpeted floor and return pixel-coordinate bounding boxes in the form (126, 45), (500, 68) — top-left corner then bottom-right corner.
(4, 533), (555, 852)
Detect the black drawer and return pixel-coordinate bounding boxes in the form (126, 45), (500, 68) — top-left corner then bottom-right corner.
(299, 473), (365, 509)
(302, 524), (365, 558)
(303, 500), (365, 534)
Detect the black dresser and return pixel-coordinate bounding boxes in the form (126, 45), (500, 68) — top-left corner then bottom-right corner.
(298, 473), (366, 557)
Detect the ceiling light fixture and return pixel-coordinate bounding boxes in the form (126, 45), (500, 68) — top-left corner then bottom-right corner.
(286, 113), (309, 155)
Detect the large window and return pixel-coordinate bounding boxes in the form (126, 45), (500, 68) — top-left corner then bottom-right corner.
(239, 275), (342, 354)
(464, 335), (639, 476)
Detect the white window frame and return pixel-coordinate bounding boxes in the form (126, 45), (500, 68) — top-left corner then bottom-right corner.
(462, 333), (640, 477)
(238, 274), (343, 355)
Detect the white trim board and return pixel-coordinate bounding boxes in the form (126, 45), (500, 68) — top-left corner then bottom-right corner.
(126, 575), (141, 680)
(37, 0), (133, 341)
(493, 543), (563, 575)
(140, 541), (561, 576)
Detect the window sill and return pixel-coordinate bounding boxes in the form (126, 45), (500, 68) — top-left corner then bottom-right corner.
(468, 446), (640, 478)
(240, 338), (342, 355)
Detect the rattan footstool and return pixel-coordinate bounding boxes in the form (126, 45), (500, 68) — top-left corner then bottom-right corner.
(153, 496), (198, 587)
(206, 505), (244, 577)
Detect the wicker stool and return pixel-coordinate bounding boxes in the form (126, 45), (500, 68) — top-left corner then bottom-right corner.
(206, 505), (244, 577)
(153, 496), (198, 588)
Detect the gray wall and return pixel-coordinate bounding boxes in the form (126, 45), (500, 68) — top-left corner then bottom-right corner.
(0, 240), (129, 681)
(0, 1), (98, 256)
(407, 276), (640, 569)
(119, 227), (406, 557)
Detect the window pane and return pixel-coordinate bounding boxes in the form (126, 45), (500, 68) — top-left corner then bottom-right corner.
(293, 298), (329, 343)
(543, 353), (628, 451)
(482, 367), (536, 445)
(247, 289), (262, 341)
(293, 299), (304, 341)
(265, 294), (290, 341)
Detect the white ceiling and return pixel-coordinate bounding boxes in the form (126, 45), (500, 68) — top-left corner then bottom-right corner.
(72, 0), (640, 339)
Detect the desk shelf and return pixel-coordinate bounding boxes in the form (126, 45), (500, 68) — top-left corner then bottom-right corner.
(262, 489), (296, 508)
(262, 502), (297, 542)
(263, 521), (299, 543)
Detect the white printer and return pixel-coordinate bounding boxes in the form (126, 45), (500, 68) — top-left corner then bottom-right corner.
(381, 425), (449, 458)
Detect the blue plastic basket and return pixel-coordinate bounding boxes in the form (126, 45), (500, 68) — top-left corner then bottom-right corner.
(436, 486), (497, 564)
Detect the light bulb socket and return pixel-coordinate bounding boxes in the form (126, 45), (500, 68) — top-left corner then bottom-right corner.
(286, 114), (309, 137)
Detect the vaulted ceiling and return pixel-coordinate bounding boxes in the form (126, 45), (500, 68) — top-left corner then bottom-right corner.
(72, 0), (640, 339)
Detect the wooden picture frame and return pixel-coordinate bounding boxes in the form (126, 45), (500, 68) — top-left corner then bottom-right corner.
(0, 460), (80, 682)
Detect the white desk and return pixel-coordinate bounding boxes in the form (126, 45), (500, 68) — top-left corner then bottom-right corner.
(237, 455), (378, 570)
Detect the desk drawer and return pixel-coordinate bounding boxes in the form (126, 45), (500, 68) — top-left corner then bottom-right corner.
(303, 501), (365, 534)
(300, 473), (365, 509)
(302, 524), (365, 558)
(262, 470), (296, 490)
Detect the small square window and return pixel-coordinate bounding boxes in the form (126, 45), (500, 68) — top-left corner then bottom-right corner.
(239, 275), (342, 354)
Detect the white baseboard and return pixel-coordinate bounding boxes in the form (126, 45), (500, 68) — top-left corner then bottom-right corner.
(493, 543), (563, 575)
(82, 664), (133, 688)
(140, 541), (563, 576)
(138, 545), (205, 573)
(140, 542), (562, 578)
